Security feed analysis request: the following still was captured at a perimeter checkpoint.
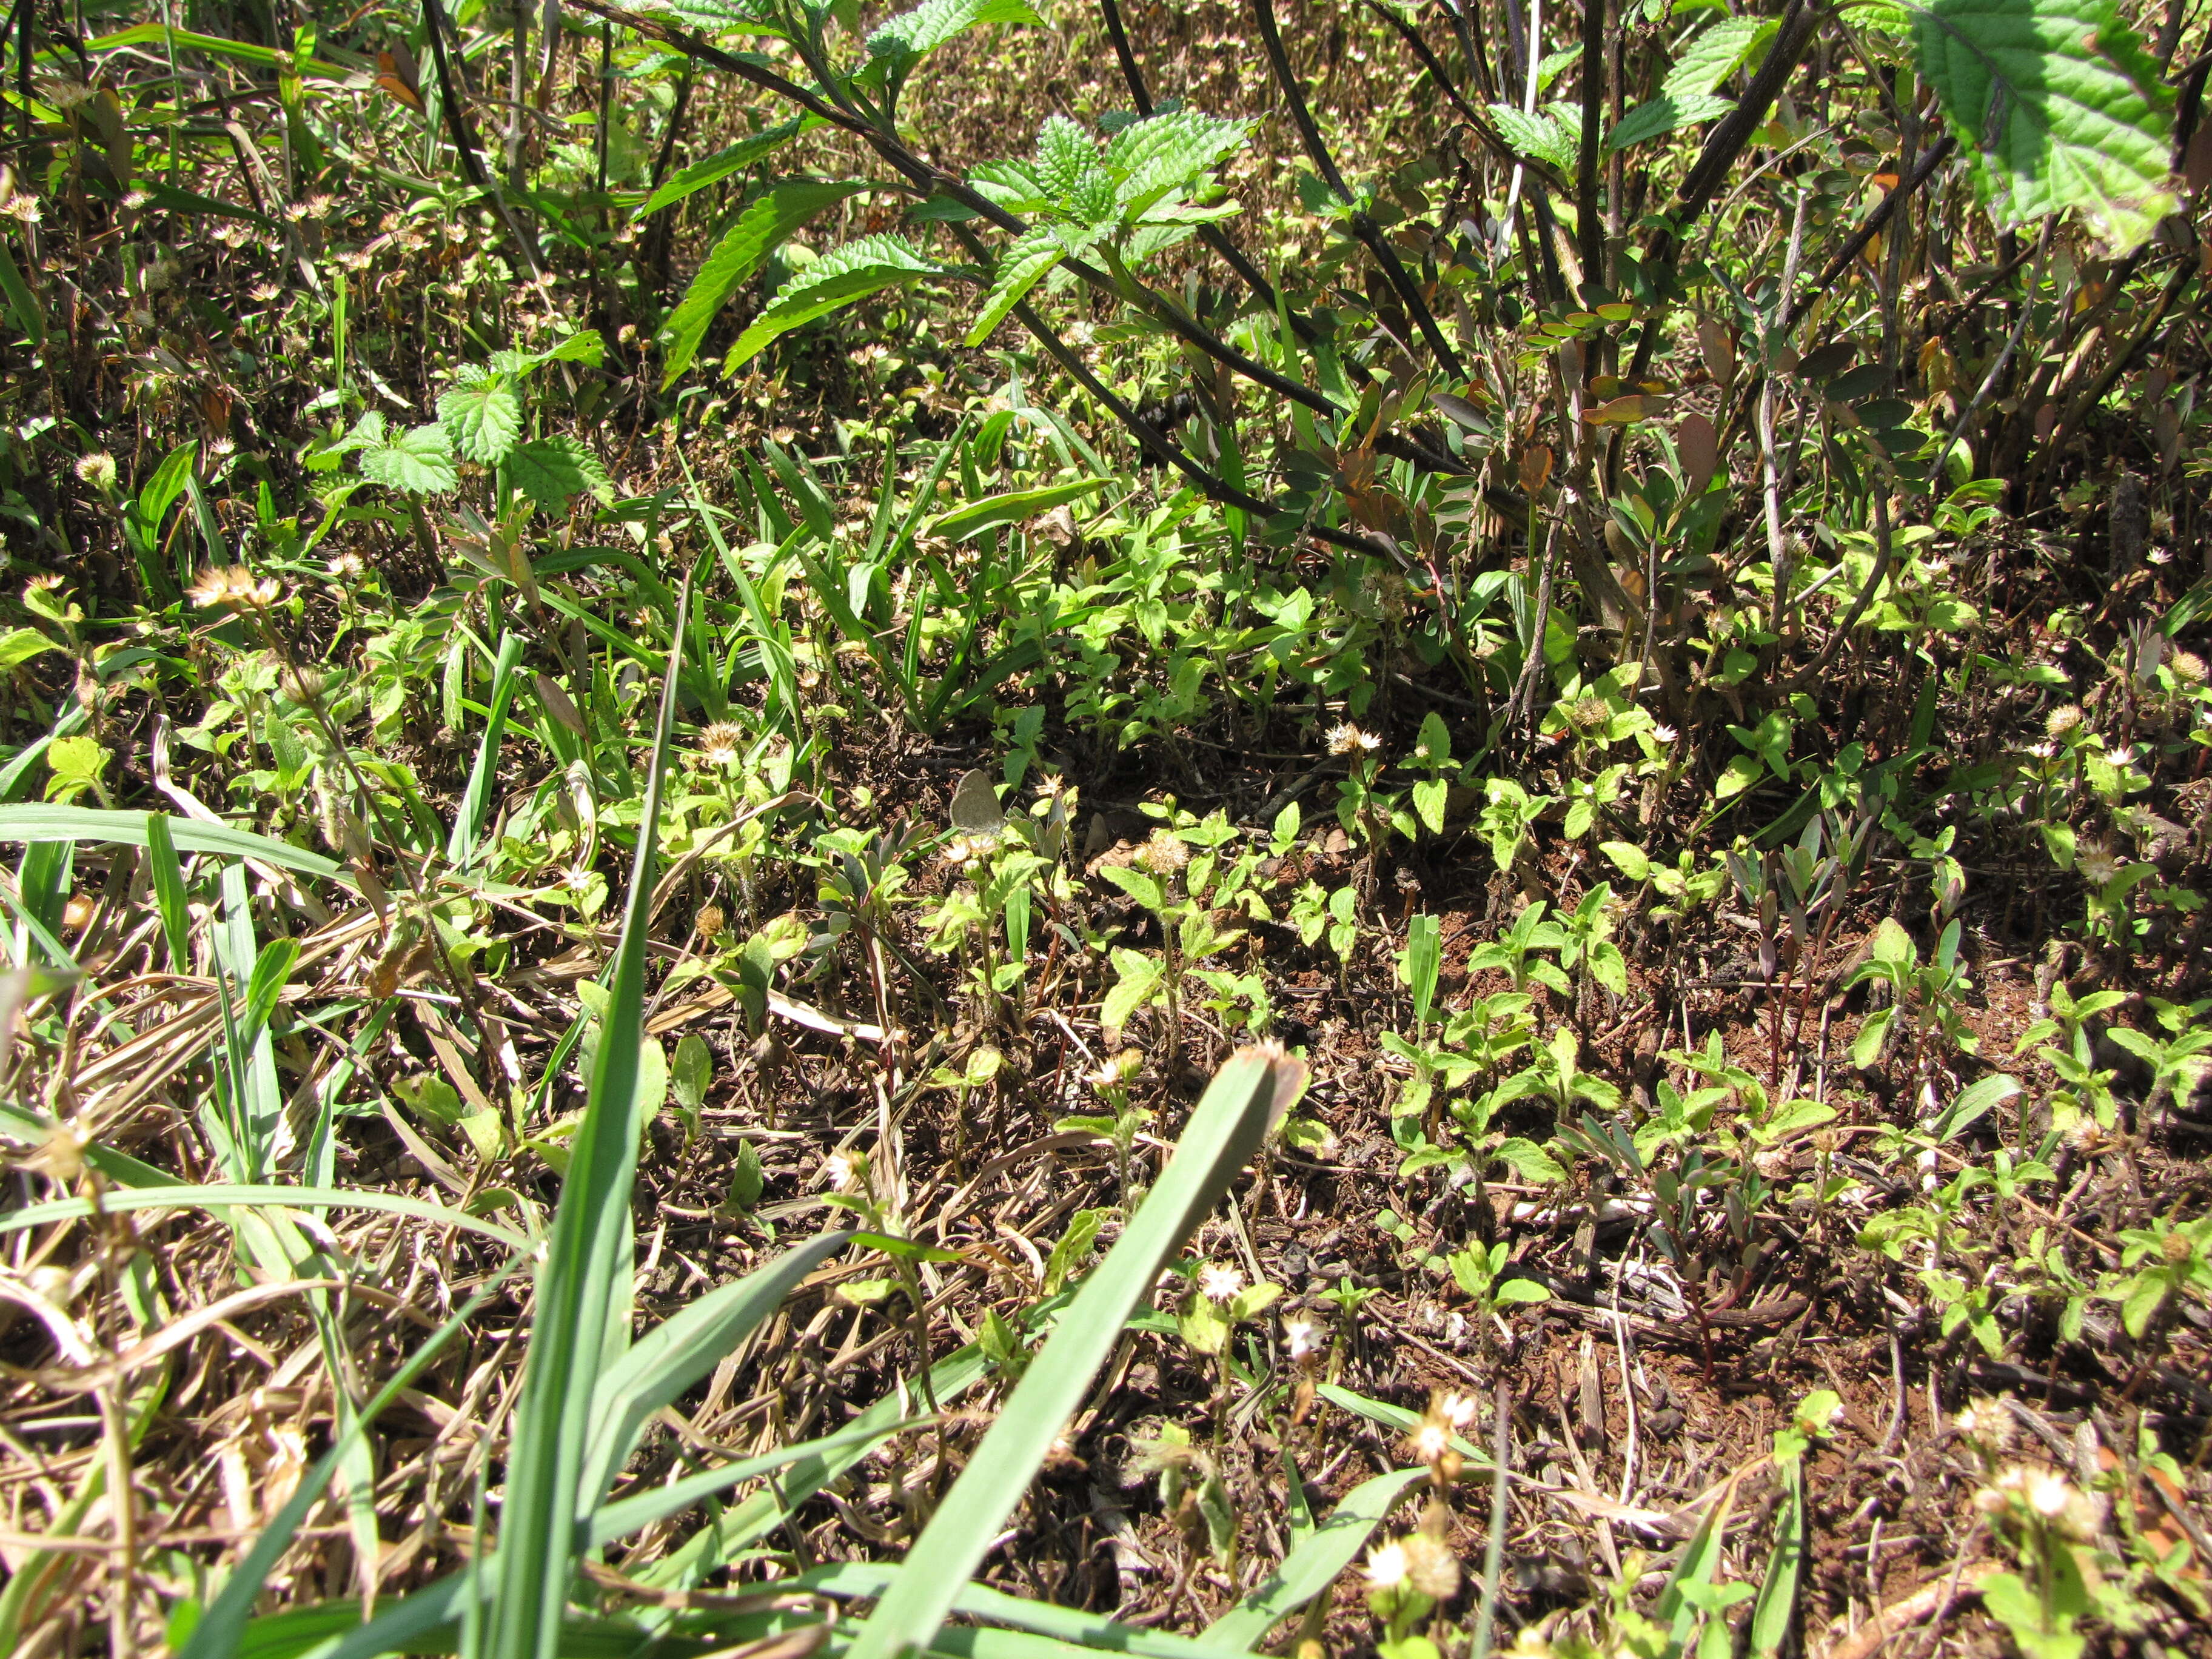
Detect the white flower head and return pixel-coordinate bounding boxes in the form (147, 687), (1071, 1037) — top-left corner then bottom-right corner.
(1326, 722), (1381, 757)
(1364, 1540), (1410, 1589)
(2026, 1469), (2073, 1518)
(1407, 1419), (1451, 1465)
(1435, 1390), (1479, 1430)
(1651, 723), (1680, 745)
(1283, 1316), (1322, 1361)
(1198, 1262), (1245, 1303)
(823, 1150), (865, 1192)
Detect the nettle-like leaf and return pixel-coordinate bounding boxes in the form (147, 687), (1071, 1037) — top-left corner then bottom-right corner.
(967, 223), (1090, 346)
(724, 234), (941, 370)
(360, 421), (458, 495)
(1036, 115), (1098, 199)
(660, 0), (792, 38)
(967, 158), (1054, 213)
(661, 181), (864, 387)
(1105, 107), (1251, 219)
(1489, 103), (1577, 173)
(867, 0), (1040, 82)
(1893, 0), (2175, 251)
(509, 437), (612, 513)
(490, 329), (606, 377)
(1608, 92), (1736, 153)
(437, 370), (523, 465)
(1664, 13), (1778, 99)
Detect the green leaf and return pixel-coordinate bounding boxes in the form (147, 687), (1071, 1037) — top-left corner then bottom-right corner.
(0, 628), (61, 671)
(637, 116), (818, 217)
(1600, 840), (1653, 881)
(360, 421), (458, 495)
(1903, 0), (2175, 251)
(1492, 1278), (1552, 1305)
(0, 804), (349, 886)
(1850, 1004), (1895, 1069)
(965, 224), (1082, 347)
(843, 1046), (1306, 1659)
(1104, 107), (1253, 219)
(724, 234), (940, 371)
(659, 181), (863, 387)
(1412, 777), (1447, 836)
(868, 0), (1041, 81)
(1664, 15), (1778, 97)
(488, 566), (696, 1659)
(1201, 1467), (1426, 1651)
(1493, 1136), (1566, 1184)
(1607, 93), (1737, 152)
(930, 475), (1111, 540)
(1488, 103), (1577, 172)
(508, 437), (611, 513)
(437, 373), (523, 466)
(1932, 1072), (2020, 1140)
(1102, 950), (1164, 1030)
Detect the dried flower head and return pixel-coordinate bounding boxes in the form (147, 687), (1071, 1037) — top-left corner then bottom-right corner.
(1134, 828), (1190, 876)
(188, 565), (281, 611)
(698, 722), (746, 768)
(1954, 1397), (2014, 1451)
(1197, 1262), (1245, 1303)
(694, 904), (726, 941)
(2162, 1230), (2194, 1265)
(327, 551), (366, 581)
(278, 666), (326, 705)
(1399, 1531), (1461, 1600)
(2170, 650), (2208, 686)
(73, 451), (117, 492)
(1566, 695), (1612, 737)
(1326, 722), (1382, 757)
(2045, 703), (2085, 740)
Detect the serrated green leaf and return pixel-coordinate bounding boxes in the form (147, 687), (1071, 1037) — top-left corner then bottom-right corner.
(1608, 92), (1737, 152)
(1664, 15), (1778, 98)
(1903, 0), (2174, 251)
(1489, 103), (1577, 172)
(967, 224), (1081, 346)
(360, 422), (458, 495)
(437, 376), (522, 465)
(662, 181), (865, 387)
(1105, 107), (1253, 220)
(1102, 950), (1163, 1030)
(637, 117), (817, 218)
(1036, 115), (1096, 198)
(508, 437), (611, 513)
(868, 0), (1041, 81)
(724, 234), (940, 371)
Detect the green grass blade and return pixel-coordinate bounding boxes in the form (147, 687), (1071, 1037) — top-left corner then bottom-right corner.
(577, 1229), (855, 1511)
(808, 1563), (1250, 1659)
(0, 805), (349, 885)
(447, 632), (526, 868)
(179, 1257), (528, 1659)
(491, 562), (698, 1659)
(1200, 1466), (1427, 1652)
(146, 811), (194, 970)
(0, 1184), (531, 1250)
(844, 1044), (1307, 1659)
(1748, 1462), (1805, 1658)
(586, 1416), (917, 1544)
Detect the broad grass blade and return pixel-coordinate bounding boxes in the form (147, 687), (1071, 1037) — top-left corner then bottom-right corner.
(1201, 1466), (1427, 1652)
(448, 631), (526, 868)
(491, 562), (697, 1659)
(844, 1045), (1306, 1659)
(577, 1229), (854, 1513)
